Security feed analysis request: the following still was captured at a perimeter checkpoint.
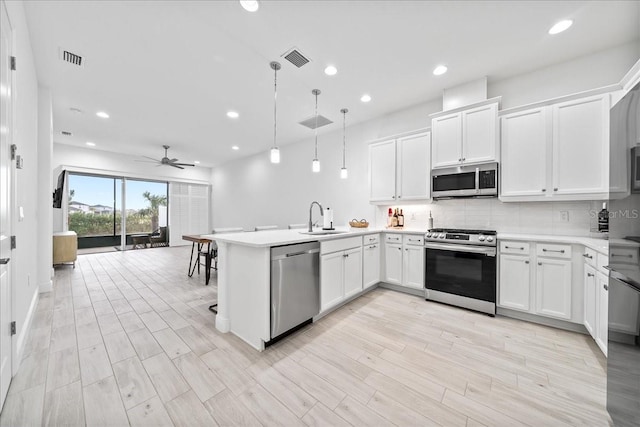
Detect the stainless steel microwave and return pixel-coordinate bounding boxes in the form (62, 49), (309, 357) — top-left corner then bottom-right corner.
(431, 162), (498, 199)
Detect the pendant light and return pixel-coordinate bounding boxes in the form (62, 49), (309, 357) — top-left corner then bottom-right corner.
(340, 108), (349, 179)
(311, 89), (321, 173)
(270, 61), (281, 164)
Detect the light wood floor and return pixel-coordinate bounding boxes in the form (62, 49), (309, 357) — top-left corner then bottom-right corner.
(0, 246), (611, 426)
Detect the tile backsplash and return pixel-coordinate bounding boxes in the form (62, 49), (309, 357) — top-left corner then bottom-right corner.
(376, 199), (607, 237)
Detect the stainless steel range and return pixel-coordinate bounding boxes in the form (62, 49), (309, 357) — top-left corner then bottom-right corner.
(424, 229), (497, 315)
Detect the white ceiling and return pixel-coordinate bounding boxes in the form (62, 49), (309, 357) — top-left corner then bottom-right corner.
(24, 0), (640, 167)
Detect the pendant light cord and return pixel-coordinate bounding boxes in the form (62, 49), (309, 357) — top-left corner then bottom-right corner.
(273, 66), (278, 148)
(342, 109), (347, 168)
(314, 91), (319, 159)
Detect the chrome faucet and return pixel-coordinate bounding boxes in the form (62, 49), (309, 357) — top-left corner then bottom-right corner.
(308, 201), (323, 232)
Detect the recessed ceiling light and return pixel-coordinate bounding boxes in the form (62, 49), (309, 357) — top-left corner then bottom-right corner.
(226, 111), (239, 119)
(96, 111), (109, 119)
(433, 65), (448, 76)
(360, 94), (372, 103)
(194, 161), (200, 164)
(232, 145), (240, 150)
(86, 142), (96, 147)
(548, 19), (573, 35)
(239, 0), (259, 12)
(324, 65), (337, 76)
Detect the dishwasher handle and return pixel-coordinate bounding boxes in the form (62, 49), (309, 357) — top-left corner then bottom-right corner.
(272, 248), (320, 260)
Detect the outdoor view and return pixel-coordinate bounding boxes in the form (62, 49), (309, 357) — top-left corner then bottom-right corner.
(68, 174), (168, 238)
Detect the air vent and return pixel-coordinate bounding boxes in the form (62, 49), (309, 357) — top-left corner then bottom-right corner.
(282, 47), (310, 68)
(61, 131), (72, 136)
(59, 48), (84, 67)
(299, 115), (333, 130)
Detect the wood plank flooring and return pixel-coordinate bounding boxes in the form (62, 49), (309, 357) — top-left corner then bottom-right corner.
(0, 246), (611, 426)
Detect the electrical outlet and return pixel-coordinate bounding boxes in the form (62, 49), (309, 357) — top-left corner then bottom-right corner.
(560, 211), (569, 222)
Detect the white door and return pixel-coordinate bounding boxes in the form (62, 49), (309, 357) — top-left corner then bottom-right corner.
(462, 103), (498, 164)
(552, 95), (609, 196)
(596, 272), (609, 356)
(397, 132), (430, 201)
(343, 247), (363, 298)
(535, 258), (572, 320)
(583, 264), (597, 337)
(0, 2), (13, 411)
(431, 113), (462, 168)
(500, 108), (549, 197)
(362, 243), (380, 290)
(320, 252), (344, 312)
(402, 245), (424, 289)
(369, 140), (397, 203)
(384, 243), (402, 285)
(498, 255), (531, 311)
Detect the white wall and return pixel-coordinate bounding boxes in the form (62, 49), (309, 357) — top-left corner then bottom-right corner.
(5, 0), (41, 367)
(37, 86), (52, 293)
(211, 43), (640, 234)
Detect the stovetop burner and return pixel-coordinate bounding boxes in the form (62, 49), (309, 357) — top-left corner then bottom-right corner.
(428, 228), (497, 236)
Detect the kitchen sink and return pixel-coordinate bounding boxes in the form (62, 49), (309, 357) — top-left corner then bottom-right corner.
(299, 230), (348, 236)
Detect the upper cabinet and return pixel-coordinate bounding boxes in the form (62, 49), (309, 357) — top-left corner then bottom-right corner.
(431, 100), (499, 169)
(369, 131), (431, 204)
(500, 93), (611, 202)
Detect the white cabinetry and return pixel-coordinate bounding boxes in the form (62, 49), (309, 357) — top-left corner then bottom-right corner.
(535, 244), (572, 320)
(596, 272), (609, 355)
(369, 131), (431, 204)
(431, 100), (498, 169)
(320, 237), (363, 312)
(499, 254), (531, 311)
(583, 263), (597, 336)
(362, 234), (381, 290)
(500, 94), (610, 201)
(384, 234), (424, 289)
(384, 234), (403, 285)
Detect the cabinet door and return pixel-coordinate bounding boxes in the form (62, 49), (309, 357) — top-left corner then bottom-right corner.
(583, 264), (597, 338)
(384, 243), (403, 285)
(552, 95), (609, 196)
(498, 254), (531, 311)
(431, 113), (462, 168)
(397, 132), (431, 201)
(535, 258), (572, 320)
(363, 243), (381, 289)
(596, 272), (609, 356)
(500, 108), (549, 197)
(343, 247), (363, 298)
(369, 140), (397, 203)
(609, 270), (640, 335)
(320, 252), (344, 312)
(462, 103), (498, 164)
(403, 245), (425, 289)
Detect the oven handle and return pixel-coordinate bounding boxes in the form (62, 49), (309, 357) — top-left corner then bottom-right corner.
(425, 242), (496, 257)
(475, 167), (480, 194)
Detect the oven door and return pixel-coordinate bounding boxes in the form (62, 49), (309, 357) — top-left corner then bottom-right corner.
(425, 242), (496, 303)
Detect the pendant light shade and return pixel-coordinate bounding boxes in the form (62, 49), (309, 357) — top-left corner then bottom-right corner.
(340, 108), (349, 179)
(311, 89), (321, 173)
(270, 61), (281, 164)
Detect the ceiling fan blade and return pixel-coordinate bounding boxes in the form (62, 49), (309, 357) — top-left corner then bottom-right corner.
(172, 162), (195, 167)
(142, 156), (161, 162)
(134, 159), (159, 163)
(170, 158), (178, 162)
(170, 164), (185, 170)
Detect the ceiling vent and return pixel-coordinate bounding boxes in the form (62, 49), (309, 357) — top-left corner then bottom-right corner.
(282, 47), (310, 68)
(61, 131), (72, 136)
(299, 115), (333, 130)
(59, 48), (84, 67)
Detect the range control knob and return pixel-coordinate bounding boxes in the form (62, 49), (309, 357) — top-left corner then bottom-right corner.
(426, 233), (432, 238)
(439, 233), (446, 239)
(478, 235), (486, 242)
(486, 236), (494, 242)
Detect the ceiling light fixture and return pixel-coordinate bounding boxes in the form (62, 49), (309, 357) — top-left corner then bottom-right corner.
(433, 65), (448, 75)
(194, 161), (200, 164)
(270, 61), (281, 164)
(548, 19), (573, 35)
(324, 65), (337, 76)
(232, 145), (240, 150)
(226, 111), (239, 118)
(312, 89), (321, 173)
(360, 94), (371, 103)
(340, 108), (349, 179)
(86, 142), (96, 147)
(239, 0), (259, 12)
(96, 111), (109, 119)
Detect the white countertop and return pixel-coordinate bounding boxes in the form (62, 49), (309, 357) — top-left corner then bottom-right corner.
(202, 227), (428, 248)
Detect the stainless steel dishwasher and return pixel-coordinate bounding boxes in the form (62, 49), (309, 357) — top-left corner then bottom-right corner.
(270, 241), (320, 339)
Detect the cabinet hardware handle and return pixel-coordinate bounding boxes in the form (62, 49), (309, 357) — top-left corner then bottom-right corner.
(343, 254), (349, 258)
(582, 253), (593, 259)
(542, 248), (565, 253)
(0, 258), (9, 265)
(538, 262), (542, 266)
(541, 189), (546, 192)
(611, 253), (633, 258)
(604, 284), (609, 291)
(398, 248), (402, 251)
(408, 239), (419, 242)
(462, 158), (466, 161)
(392, 196), (396, 199)
(368, 238), (375, 241)
(524, 260), (530, 264)
(505, 246), (525, 250)
(553, 188), (558, 191)
(458, 158), (462, 162)
(398, 195), (402, 199)
(390, 237), (399, 240)
(368, 245), (377, 249)
(587, 273), (595, 277)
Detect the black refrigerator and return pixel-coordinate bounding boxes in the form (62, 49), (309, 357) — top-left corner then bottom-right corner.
(607, 81), (640, 427)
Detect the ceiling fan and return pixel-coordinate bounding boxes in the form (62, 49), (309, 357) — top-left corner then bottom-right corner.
(137, 145), (195, 169)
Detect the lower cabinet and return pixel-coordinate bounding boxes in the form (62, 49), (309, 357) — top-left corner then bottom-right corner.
(403, 242), (424, 289)
(363, 239), (381, 290)
(384, 242), (403, 285)
(499, 254), (531, 311)
(320, 243), (362, 312)
(595, 272), (608, 355)
(535, 257), (572, 320)
(344, 247), (363, 299)
(384, 234), (425, 289)
(583, 264), (597, 336)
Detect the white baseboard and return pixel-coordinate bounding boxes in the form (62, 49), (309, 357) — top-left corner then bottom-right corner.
(39, 279), (52, 293)
(13, 290), (39, 375)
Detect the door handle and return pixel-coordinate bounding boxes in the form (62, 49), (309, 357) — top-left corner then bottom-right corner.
(0, 258), (9, 265)
(587, 273), (595, 277)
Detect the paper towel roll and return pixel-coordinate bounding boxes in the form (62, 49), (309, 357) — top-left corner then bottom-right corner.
(323, 207), (334, 229)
